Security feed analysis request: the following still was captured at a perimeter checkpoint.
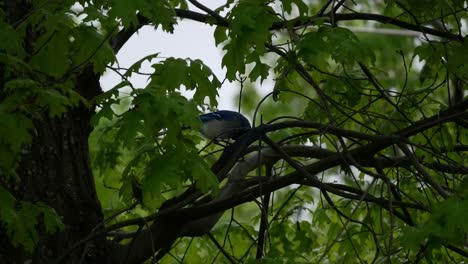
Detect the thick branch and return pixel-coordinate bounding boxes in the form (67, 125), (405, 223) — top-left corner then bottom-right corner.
(271, 13), (463, 41)
(103, 98), (467, 263)
(111, 6), (464, 53)
(172, 9), (463, 41)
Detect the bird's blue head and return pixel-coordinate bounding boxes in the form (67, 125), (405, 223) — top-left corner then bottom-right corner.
(199, 110), (251, 140)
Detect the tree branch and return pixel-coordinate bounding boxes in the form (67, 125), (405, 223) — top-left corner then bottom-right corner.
(270, 13), (464, 41)
(111, 5), (464, 54)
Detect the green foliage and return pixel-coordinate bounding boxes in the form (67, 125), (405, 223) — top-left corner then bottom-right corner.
(1, 0), (467, 262)
(151, 58), (220, 104)
(402, 195), (468, 251)
(0, 111), (33, 174)
(0, 186), (63, 252)
(104, 0), (178, 30)
(27, 11), (115, 76)
(415, 41), (468, 84)
(298, 26), (375, 68)
(91, 55), (221, 211)
(138, 141), (218, 209)
(220, 0), (278, 81)
(280, 0), (309, 16)
(0, 77), (84, 175)
(0, 19), (23, 56)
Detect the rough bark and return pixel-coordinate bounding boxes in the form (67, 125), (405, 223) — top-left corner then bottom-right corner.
(1, 0), (108, 255)
(0, 1), (124, 261)
(16, 105), (106, 263)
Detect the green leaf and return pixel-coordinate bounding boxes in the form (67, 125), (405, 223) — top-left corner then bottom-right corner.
(189, 156), (219, 194)
(0, 189), (36, 251)
(272, 75), (290, 101)
(37, 89), (71, 117)
(248, 59), (270, 82)
(214, 26), (228, 46)
(40, 204), (64, 234)
(107, 0), (140, 27)
(142, 153), (180, 208)
(0, 109), (33, 172)
(298, 26), (375, 68)
(150, 58), (220, 106)
(221, 1), (277, 80)
(281, 0), (309, 15)
(0, 53), (32, 75)
(71, 25), (115, 73)
(0, 187), (63, 252)
(30, 30), (71, 77)
(124, 53), (160, 78)
(139, 0), (177, 32)
(189, 59), (220, 105)
(151, 58), (189, 92)
(0, 20), (23, 55)
(401, 197), (468, 251)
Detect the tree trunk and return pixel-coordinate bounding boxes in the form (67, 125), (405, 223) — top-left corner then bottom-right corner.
(16, 106), (105, 263)
(0, 56), (108, 263)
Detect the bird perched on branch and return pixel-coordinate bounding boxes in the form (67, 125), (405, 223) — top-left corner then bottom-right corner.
(199, 110), (251, 140)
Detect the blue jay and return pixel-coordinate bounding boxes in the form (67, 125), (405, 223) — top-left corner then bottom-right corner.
(199, 110), (251, 140)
